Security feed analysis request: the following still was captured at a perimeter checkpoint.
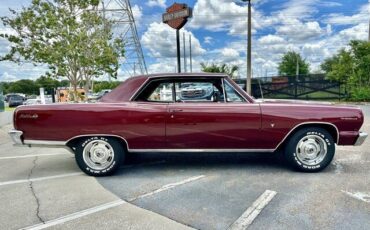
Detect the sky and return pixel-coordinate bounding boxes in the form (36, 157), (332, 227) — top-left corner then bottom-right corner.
(0, 0), (369, 82)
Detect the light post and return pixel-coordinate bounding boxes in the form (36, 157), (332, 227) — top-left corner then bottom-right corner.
(241, 0), (252, 95)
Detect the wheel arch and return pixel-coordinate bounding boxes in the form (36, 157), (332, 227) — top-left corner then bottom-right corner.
(66, 134), (129, 152)
(275, 122), (339, 151)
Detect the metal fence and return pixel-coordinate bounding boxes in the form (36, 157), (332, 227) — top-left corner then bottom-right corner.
(234, 74), (347, 100)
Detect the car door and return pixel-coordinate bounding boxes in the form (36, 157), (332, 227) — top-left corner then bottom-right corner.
(166, 78), (262, 150)
(127, 81), (172, 150)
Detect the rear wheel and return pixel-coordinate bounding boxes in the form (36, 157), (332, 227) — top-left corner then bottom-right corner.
(74, 136), (125, 176)
(285, 127), (335, 172)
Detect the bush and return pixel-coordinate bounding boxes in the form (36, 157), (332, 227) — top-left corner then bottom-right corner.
(350, 87), (370, 101)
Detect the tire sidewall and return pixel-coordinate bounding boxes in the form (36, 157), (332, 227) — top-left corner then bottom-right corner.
(286, 128), (335, 172)
(75, 136), (124, 176)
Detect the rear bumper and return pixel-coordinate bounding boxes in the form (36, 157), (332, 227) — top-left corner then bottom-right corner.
(8, 129), (23, 145)
(354, 132), (368, 146)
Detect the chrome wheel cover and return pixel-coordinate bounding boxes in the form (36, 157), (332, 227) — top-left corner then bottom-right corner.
(83, 140), (114, 170)
(296, 135), (328, 165)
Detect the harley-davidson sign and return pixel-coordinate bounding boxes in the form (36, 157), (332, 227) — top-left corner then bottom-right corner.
(162, 3), (192, 30)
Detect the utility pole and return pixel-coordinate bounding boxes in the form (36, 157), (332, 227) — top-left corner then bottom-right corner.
(189, 34), (193, 73)
(183, 32), (187, 73)
(242, 0), (252, 95)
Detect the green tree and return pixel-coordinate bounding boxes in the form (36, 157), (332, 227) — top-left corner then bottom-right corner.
(278, 51), (310, 76)
(7, 79), (39, 95)
(35, 76), (61, 90)
(321, 49), (353, 83)
(0, 0), (125, 101)
(200, 63), (239, 79)
(93, 81), (121, 93)
(321, 40), (370, 101)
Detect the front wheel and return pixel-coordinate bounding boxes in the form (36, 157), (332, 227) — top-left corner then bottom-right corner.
(285, 127), (335, 172)
(75, 136), (125, 176)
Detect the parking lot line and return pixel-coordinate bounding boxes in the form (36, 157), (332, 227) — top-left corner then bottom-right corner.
(0, 172), (84, 186)
(21, 175), (206, 229)
(0, 153), (70, 160)
(227, 190), (277, 230)
(21, 200), (126, 230)
(341, 190), (370, 203)
(128, 175), (206, 201)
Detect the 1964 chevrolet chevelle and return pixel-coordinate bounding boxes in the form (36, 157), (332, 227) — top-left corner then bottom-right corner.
(9, 73), (368, 176)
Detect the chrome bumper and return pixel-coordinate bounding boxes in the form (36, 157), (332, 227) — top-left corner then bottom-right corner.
(354, 132), (368, 146)
(8, 129), (23, 145)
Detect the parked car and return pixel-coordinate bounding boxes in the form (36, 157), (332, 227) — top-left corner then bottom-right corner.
(9, 73), (367, 176)
(8, 95), (25, 107)
(23, 99), (42, 106)
(5, 93), (24, 102)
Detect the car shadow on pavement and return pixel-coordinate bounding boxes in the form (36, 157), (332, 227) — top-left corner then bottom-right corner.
(118, 151), (291, 173)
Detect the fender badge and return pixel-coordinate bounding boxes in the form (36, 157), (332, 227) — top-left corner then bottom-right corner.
(270, 123), (275, 128)
(340, 117), (358, 121)
(19, 114), (39, 119)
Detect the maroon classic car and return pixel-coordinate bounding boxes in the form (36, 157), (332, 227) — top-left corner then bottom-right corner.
(9, 73), (367, 176)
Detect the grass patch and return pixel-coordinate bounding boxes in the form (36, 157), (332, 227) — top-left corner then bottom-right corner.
(5, 106), (16, 112)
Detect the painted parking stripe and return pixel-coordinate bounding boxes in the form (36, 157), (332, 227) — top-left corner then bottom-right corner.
(228, 190), (277, 230)
(0, 172), (84, 186)
(129, 175), (206, 201)
(21, 175), (206, 229)
(341, 190), (370, 203)
(21, 200), (126, 230)
(0, 153), (70, 160)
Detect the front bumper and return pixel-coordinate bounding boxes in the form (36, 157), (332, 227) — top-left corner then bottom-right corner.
(354, 132), (368, 146)
(8, 129), (23, 145)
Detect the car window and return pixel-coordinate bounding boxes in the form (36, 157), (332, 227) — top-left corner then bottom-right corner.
(147, 82), (173, 102)
(224, 80), (245, 102)
(175, 80), (224, 102)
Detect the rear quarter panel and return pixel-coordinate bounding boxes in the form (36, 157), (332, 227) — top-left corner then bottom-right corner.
(260, 103), (364, 148)
(14, 102), (167, 149)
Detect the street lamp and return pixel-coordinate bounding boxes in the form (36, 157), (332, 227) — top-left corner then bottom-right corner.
(241, 0), (252, 95)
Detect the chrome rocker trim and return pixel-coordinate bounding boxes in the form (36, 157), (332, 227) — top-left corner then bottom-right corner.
(354, 132), (368, 146)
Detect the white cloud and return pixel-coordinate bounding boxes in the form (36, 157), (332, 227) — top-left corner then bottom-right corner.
(324, 2), (369, 25)
(204, 36), (213, 44)
(277, 21), (324, 41)
(146, 0), (166, 8)
(141, 22), (205, 58)
(0, 61), (48, 82)
(131, 4), (143, 23)
(221, 48), (240, 62)
(0, 72), (17, 81)
(258, 35), (285, 45)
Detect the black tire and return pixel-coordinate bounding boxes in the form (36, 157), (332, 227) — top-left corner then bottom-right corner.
(74, 136), (125, 176)
(284, 127), (335, 172)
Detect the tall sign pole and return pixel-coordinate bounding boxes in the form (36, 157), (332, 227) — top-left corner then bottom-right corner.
(247, 0), (252, 95)
(176, 29), (181, 73)
(163, 3), (192, 73)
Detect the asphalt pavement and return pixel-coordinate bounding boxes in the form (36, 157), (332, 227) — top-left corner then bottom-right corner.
(0, 105), (369, 230)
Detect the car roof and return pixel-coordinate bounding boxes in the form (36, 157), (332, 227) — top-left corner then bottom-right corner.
(131, 73), (228, 80)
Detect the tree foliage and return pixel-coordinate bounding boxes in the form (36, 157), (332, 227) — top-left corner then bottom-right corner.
(321, 40), (370, 101)
(0, 0), (125, 101)
(278, 51), (310, 76)
(1, 77), (120, 95)
(200, 63), (239, 79)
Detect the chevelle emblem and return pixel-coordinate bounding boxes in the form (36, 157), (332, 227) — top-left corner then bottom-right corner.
(19, 114), (39, 119)
(340, 117), (358, 121)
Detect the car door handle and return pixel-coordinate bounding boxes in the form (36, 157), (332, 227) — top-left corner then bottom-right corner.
(170, 109), (183, 113)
